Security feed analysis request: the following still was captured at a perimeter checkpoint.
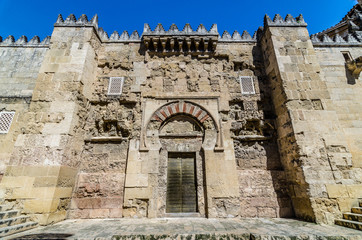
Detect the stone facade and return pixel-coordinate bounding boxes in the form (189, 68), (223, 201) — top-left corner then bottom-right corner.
(0, 4), (361, 226)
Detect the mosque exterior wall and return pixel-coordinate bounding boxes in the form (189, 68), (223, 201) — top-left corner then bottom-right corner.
(0, 7), (361, 225)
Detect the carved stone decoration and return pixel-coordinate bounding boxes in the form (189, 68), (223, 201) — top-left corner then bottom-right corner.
(149, 101), (214, 131)
(144, 101), (221, 152)
(346, 56), (362, 77)
(142, 23), (219, 54)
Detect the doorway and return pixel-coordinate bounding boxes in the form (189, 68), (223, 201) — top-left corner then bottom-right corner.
(166, 152), (197, 213)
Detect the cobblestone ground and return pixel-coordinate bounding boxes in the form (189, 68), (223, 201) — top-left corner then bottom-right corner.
(6, 218), (362, 240)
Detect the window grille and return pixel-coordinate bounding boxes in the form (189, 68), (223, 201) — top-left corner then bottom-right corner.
(0, 112), (15, 134)
(107, 77), (125, 96)
(239, 76), (255, 94)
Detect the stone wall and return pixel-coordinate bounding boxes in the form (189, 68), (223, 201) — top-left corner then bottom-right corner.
(315, 46), (362, 212)
(0, 45), (47, 97)
(0, 45), (48, 175)
(1, 13), (360, 225)
(260, 17), (362, 224)
(0, 22), (100, 224)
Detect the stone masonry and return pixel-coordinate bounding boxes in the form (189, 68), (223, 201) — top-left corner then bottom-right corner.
(0, 3), (361, 228)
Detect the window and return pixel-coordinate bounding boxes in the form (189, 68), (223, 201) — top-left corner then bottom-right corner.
(341, 51), (352, 62)
(107, 77), (125, 96)
(0, 112), (15, 134)
(239, 76), (255, 94)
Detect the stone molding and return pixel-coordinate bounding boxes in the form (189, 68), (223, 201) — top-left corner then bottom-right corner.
(0, 35), (50, 48)
(264, 14), (307, 27)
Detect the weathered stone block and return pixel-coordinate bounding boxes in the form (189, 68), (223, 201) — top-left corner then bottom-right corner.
(326, 184), (349, 198)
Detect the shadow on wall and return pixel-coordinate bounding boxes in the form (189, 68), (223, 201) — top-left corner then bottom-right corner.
(265, 141), (295, 218)
(345, 66), (357, 85)
(10, 233), (73, 240)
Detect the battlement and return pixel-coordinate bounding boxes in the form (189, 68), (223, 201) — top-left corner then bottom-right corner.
(311, 33), (362, 46)
(55, 14), (98, 28)
(218, 30), (256, 42)
(264, 14), (307, 27)
(0, 13), (311, 47)
(143, 23), (218, 36)
(0, 35), (50, 47)
(103, 29), (141, 42)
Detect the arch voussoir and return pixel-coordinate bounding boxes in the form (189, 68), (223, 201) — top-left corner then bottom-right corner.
(150, 101), (213, 130)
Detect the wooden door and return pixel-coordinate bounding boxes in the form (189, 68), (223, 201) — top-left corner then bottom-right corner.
(166, 153), (197, 213)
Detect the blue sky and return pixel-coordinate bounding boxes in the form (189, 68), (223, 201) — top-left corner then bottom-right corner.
(0, 0), (357, 41)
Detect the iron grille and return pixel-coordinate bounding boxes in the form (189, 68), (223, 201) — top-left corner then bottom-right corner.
(107, 77), (124, 95)
(239, 76), (255, 94)
(0, 112), (15, 134)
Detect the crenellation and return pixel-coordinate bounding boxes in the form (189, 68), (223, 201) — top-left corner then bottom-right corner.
(264, 14), (307, 27)
(54, 13), (98, 28)
(312, 33), (362, 46)
(0, 35), (50, 47)
(219, 30), (256, 42)
(97, 27), (109, 41)
(196, 24), (207, 33)
(2, 35), (15, 44)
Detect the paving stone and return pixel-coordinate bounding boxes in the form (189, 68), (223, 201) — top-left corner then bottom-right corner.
(5, 218), (362, 240)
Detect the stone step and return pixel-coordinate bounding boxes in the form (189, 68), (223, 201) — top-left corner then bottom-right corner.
(343, 212), (362, 222)
(0, 210), (19, 220)
(0, 221), (38, 238)
(0, 215), (30, 228)
(0, 205), (13, 212)
(335, 219), (362, 231)
(351, 207), (362, 214)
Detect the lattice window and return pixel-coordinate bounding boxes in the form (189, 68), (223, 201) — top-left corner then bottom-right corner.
(0, 112), (15, 134)
(107, 77), (124, 96)
(239, 76), (255, 94)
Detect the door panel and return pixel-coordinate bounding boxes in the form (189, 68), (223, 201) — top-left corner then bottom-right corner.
(166, 153), (197, 213)
(166, 157), (182, 213)
(182, 157), (197, 212)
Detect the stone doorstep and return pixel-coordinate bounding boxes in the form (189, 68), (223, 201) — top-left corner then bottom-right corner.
(335, 219), (362, 231)
(343, 212), (362, 222)
(0, 221), (38, 238)
(112, 233), (251, 239)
